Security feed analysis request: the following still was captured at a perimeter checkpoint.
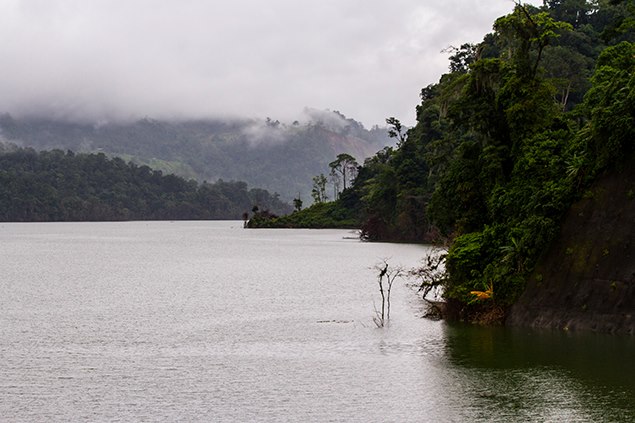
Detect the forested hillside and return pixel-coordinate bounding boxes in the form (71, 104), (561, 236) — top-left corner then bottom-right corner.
(273, 0), (634, 324)
(0, 110), (390, 201)
(507, 160), (635, 333)
(0, 147), (291, 221)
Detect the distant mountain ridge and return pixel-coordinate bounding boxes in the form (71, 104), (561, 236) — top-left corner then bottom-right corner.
(0, 110), (392, 201)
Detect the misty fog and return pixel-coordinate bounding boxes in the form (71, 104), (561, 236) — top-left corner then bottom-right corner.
(0, 0), (541, 127)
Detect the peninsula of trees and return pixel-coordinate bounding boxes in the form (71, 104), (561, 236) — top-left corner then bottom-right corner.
(252, 0), (634, 327)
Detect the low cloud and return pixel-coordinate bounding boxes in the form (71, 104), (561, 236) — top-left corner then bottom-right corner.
(0, 0), (541, 127)
(241, 119), (289, 147)
(240, 108), (357, 147)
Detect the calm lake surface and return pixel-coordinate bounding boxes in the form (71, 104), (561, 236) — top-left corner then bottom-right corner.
(1, 221), (633, 422)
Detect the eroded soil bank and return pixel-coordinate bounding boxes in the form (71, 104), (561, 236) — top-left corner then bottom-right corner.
(507, 163), (635, 334)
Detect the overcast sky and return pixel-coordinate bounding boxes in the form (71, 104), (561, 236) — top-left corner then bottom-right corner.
(0, 0), (542, 127)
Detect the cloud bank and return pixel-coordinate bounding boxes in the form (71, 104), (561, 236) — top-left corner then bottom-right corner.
(0, 0), (540, 127)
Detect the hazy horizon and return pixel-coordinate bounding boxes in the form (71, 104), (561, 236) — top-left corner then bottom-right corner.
(0, 0), (541, 127)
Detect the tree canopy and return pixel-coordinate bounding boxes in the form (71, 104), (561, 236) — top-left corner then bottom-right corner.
(265, 0), (634, 322)
(0, 147), (291, 221)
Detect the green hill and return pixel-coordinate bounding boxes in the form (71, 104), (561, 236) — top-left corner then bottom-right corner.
(0, 110), (390, 202)
(0, 147), (291, 221)
(272, 0), (634, 331)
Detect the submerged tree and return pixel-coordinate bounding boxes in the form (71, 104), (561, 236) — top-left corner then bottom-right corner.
(372, 260), (404, 327)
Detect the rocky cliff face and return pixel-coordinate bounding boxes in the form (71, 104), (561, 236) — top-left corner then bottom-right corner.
(507, 163), (635, 334)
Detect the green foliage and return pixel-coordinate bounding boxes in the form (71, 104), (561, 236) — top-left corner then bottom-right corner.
(445, 43), (479, 73)
(428, 141), (489, 234)
(311, 173), (329, 203)
(494, 5), (572, 78)
(247, 201), (359, 229)
(0, 111), (390, 203)
(582, 41), (635, 170)
(0, 148), (291, 221)
(386, 117), (407, 146)
(308, 1), (634, 322)
(328, 153), (358, 193)
(293, 197), (303, 212)
(246, 1), (632, 322)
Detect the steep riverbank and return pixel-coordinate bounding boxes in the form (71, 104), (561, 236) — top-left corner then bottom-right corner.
(507, 163), (635, 334)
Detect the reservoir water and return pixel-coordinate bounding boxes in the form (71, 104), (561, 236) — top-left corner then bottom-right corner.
(1, 221), (633, 422)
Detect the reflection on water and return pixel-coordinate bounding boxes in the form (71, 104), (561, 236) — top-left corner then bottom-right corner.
(0, 221), (633, 422)
(442, 324), (635, 422)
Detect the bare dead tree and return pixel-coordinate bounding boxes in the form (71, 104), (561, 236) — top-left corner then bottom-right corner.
(372, 259), (404, 327)
(408, 248), (448, 318)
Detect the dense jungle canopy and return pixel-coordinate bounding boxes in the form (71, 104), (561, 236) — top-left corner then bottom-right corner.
(254, 0), (634, 322)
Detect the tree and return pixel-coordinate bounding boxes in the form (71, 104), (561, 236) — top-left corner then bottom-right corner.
(0, 148), (293, 222)
(329, 169), (341, 200)
(409, 248), (448, 301)
(443, 43), (479, 73)
(495, 3), (572, 78)
(293, 195), (303, 212)
(386, 117), (407, 146)
(328, 153), (358, 194)
(372, 260), (403, 327)
(541, 45), (593, 110)
(543, 0), (595, 28)
(311, 174), (328, 203)
(582, 41), (635, 170)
